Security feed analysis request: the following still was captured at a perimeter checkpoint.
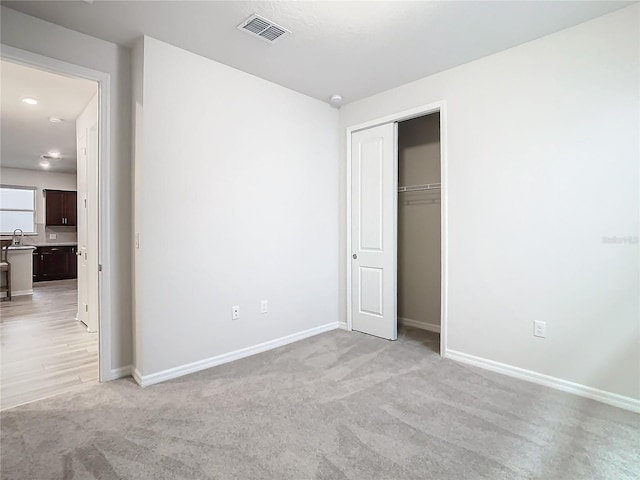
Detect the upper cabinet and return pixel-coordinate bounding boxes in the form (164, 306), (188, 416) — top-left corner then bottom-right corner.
(45, 190), (77, 226)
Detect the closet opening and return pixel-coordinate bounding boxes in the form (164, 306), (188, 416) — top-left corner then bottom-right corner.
(397, 112), (441, 353)
(348, 101), (446, 353)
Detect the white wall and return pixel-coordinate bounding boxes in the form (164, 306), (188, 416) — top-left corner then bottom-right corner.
(134, 37), (339, 376)
(340, 5), (640, 400)
(398, 114), (441, 329)
(0, 167), (76, 225)
(1, 6), (133, 372)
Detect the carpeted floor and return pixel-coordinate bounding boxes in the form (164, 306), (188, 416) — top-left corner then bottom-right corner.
(1, 327), (638, 479)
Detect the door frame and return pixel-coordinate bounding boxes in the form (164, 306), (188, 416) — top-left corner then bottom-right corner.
(1, 44), (112, 382)
(346, 100), (449, 356)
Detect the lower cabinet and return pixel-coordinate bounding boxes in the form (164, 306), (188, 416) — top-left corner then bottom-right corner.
(33, 246), (77, 282)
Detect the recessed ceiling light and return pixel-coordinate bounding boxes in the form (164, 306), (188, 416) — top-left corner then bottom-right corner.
(39, 160), (50, 168)
(21, 97), (38, 105)
(47, 151), (61, 158)
(49, 117), (63, 123)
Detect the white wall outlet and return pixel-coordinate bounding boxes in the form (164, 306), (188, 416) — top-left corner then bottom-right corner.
(261, 300), (268, 314)
(232, 306), (240, 320)
(534, 320), (546, 338)
(49, 233), (57, 240)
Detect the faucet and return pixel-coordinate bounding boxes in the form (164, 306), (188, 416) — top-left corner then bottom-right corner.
(12, 229), (23, 246)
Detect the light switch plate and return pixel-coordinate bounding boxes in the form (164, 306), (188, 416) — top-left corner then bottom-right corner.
(49, 233), (57, 240)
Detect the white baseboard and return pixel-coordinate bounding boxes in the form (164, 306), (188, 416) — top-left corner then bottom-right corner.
(132, 368), (143, 386)
(338, 321), (349, 330)
(399, 317), (441, 334)
(446, 349), (640, 414)
(109, 365), (133, 380)
(0, 289), (33, 298)
(135, 322), (340, 388)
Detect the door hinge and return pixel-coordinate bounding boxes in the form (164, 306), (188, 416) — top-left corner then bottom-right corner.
(85, 304), (88, 312)
(98, 264), (102, 272)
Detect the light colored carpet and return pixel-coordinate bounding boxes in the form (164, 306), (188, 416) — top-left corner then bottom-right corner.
(1, 327), (638, 479)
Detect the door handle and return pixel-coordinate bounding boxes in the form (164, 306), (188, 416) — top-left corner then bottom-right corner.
(76, 252), (82, 256)
(352, 254), (357, 259)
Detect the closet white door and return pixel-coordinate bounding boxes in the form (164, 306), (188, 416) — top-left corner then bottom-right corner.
(351, 123), (397, 340)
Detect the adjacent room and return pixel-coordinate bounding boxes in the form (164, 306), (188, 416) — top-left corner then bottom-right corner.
(0, 60), (99, 410)
(0, 1), (638, 479)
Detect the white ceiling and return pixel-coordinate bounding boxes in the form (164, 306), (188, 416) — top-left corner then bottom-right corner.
(2, 1), (634, 104)
(0, 60), (97, 173)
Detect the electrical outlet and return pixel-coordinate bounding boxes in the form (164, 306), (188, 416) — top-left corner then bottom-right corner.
(232, 306), (240, 320)
(261, 300), (268, 314)
(49, 233), (57, 240)
(533, 320), (546, 338)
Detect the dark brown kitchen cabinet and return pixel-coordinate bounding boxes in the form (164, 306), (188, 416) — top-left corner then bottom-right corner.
(33, 246), (77, 282)
(45, 190), (77, 226)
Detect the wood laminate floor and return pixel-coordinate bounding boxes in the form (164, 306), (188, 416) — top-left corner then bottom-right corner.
(0, 279), (98, 410)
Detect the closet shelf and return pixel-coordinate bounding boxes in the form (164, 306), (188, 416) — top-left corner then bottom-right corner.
(398, 183), (441, 193)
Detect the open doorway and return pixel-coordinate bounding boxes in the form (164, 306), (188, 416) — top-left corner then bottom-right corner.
(347, 102), (447, 355)
(0, 59), (100, 410)
(397, 113), (441, 353)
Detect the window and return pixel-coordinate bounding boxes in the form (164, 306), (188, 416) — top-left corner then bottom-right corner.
(0, 185), (37, 235)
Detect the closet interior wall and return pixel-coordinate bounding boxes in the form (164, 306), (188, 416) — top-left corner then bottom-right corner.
(398, 113), (441, 332)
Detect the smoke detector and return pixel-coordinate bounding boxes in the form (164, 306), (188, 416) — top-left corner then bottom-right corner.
(237, 14), (290, 44)
(330, 94), (343, 107)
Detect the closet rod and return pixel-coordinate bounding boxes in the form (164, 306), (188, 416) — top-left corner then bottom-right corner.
(398, 183), (441, 193)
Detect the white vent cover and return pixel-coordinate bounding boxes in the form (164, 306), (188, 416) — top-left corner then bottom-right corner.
(237, 14), (290, 43)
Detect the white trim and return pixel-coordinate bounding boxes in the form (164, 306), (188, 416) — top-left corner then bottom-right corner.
(346, 130), (353, 332)
(348, 102), (446, 133)
(134, 322), (340, 387)
(399, 317), (441, 334)
(392, 122), (399, 341)
(338, 321), (349, 330)
(132, 368), (143, 386)
(1, 44), (112, 383)
(446, 349), (640, 414)
(0, 289), (33, 298)
(13, 289), (33, 297)
(438, 105), (449, 357)
(345, 100), (448, 355)
(110, 365), (133, 380)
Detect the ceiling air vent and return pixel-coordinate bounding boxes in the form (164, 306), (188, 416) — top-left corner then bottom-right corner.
(237, 14), (290, 44)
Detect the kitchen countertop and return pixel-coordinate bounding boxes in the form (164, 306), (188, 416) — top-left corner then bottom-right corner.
(8, 242), (77, 249)
(7, 245), (36, 251)
(27, 242), (78, 247)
